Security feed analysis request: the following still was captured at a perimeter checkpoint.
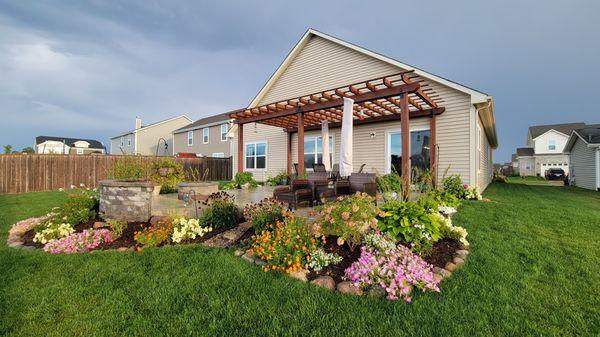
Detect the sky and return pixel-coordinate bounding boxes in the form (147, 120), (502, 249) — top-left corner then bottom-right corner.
(0, 1), (598, 162)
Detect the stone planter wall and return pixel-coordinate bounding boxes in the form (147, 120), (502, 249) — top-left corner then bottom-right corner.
(99, 180), (153, 222)
(177, 182), (219, 200)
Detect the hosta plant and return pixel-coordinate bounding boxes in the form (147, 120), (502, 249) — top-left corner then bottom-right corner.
(43, 229), (112, 254)
(315, 192), (379, 252)
(171, 217), (213, 243)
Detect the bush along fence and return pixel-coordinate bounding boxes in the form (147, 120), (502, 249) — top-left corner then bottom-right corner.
(0, 154), (232, 194)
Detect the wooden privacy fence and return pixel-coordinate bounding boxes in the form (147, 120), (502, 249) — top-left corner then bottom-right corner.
(0, 154), (232, 194)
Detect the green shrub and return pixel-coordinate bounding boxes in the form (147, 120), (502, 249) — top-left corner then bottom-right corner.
(376, 173), (403, 201)
(43, 191), (98, 227)
(199, 192), (241, 229)
(221, 172), (258, 190)
(266, 171), (290, 186)
(424, 188), (461, 208)
(377, 200), (443, 256)
(442, 175), (467, 199)
(110, 157), (149, 181)
(150, 158), (185, 193)
(243, 198), (286, 233)
(107, 219), (127, 240)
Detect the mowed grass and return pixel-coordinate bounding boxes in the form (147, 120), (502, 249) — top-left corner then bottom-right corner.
(0, 184), (599, 337)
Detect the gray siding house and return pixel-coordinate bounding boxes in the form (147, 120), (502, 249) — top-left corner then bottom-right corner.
(110, 115), (192, 156)
(564, 127), (600, 190)
(172, 111), (241, 157)
(230, 29), (498, 190)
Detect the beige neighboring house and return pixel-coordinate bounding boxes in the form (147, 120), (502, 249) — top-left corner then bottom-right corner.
(35, 136), (105, 154)
(172, 111), (241, 158)
(564, 126), (600, 190)
(229, 29), (498, 191)
(110, 115), (192, 156)
(513, 123), (592, 176)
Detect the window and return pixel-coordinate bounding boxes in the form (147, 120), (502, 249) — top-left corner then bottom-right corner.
(127, 134), (132, 146)
(220, 124), (228, 142)
(212, 152), (225, 158)
(389, 129), (431, 175)
(548, 139), (556, 150)
(304, 136), (334, 169)
(203, 128), (209, 144)
(245, 142), (267, 169)
(76, 148), (84, 155)
(120, 136), (124, 147)
(187, 131), (193, 146)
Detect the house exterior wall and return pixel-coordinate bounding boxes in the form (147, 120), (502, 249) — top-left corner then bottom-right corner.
(534, 154), (570, 176)
(136, 117), (191, 156)
(477, 113), (493, 190)
(242, 35), (480, 186)
(569, 137), (598, 190)
(110, 133), (136, 155)
(518, 157), (536, 176)
(173, 122), (231, 157)
(533, 130), (569, 154)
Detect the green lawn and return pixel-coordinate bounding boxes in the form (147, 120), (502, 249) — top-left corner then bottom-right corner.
(1, 184), (599, 337)
(507, 176), (558, 186)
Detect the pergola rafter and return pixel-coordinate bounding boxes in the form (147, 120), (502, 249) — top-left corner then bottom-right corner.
(230, 72), (446, 198)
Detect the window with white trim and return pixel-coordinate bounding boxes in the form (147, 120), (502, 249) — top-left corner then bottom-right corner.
(127, 134), (132, 146)
(548, 139), (556, 151)
(120, 136), (124, 147)
(212, 152), (225, 158)
(203, 128), (209, 144)
(76, 148), (84, 155)
(220, 124), (228, 142)
(304, 136), (333, 169)
(187, 131), (193, 146)
(245, 142), (266, 169)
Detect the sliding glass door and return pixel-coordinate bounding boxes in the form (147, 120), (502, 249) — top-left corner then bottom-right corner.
(304, 136), (333, 170)
(388, 129), (431, 175)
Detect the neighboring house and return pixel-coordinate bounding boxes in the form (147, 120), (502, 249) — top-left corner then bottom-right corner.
(227, 29), (498, 191)
(172, 110), (241, 158)
(35, 136), (105, 155)
(513, 122), (589, 177)
(564, 127), (600, 191)
(110, 115), (192, 156)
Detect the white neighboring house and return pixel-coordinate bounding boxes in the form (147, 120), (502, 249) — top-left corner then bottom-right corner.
(513, 123), (588, 176)
(110, 115), (192, 156)
(564, 127), (600, 191)
(35, 136), (105, 155)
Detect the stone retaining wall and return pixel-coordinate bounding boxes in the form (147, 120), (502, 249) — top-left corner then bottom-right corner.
(99, 180), (153, 222)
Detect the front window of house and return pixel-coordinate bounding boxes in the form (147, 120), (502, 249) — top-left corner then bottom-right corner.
(203, 128), (209, 144)
(187, 131), (193, 146)
(127, 134), (131, 146)
(389, 129), (430, 175)
(304, 136), (333, 169)
(245, 142), (266, 169)
(548, 139), (556, 150)
(76, 148), (84, 155)
(212, 152), (224, 158)
(220, 124), (228, 141)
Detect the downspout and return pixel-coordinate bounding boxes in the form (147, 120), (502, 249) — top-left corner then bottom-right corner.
(596, 147), (600, 191)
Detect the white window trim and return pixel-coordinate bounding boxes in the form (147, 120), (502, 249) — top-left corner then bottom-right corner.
(548, 139), (556, 151)
(212, 152), (225, 158)
(385, 126), (430, 174)
(120, 136), (124, 147)
(76, 148), (84, 155)
(127, 134), (132, 147)
(220, 124), (228, 142)
(244, 141), (268, 171)
(187, 131), (193, 146)
(303, 135), (335, 171)
(203, 128), (209, 144)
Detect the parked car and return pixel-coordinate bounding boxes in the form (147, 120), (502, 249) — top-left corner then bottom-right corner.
(545, 168), (566, 180)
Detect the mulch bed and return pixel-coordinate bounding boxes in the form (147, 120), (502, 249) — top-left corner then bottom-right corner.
(424, 238), (462, 268)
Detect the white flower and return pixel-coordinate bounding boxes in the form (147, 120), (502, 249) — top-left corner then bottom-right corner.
(79, 183), (85, 187)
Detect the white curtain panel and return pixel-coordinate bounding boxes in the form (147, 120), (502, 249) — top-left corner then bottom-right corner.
(339, 97), (354, 177)
(321, 120), (331, 171)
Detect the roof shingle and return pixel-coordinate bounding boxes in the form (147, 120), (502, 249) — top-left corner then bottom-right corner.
(529, 123), (586, 139)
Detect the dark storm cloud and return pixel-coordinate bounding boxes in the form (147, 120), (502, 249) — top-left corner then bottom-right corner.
(0, 0), (598, 161)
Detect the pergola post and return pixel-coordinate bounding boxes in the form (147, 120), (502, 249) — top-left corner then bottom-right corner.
(237, 123), (244, 173)
(287, 131), (292, 174)
(297, 112), (305, 175)
(430, 114), (437, 186)
(400, 93), (410, 199)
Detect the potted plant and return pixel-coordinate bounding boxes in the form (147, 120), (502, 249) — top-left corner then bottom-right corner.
(151, 158), (185, 195)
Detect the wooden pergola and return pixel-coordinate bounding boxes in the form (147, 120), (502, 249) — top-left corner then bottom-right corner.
(230, 71), (445, 197)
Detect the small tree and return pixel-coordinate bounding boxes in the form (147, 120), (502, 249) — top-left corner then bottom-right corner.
(3, 145), (12, 154)
(21, 147), (35, 154)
